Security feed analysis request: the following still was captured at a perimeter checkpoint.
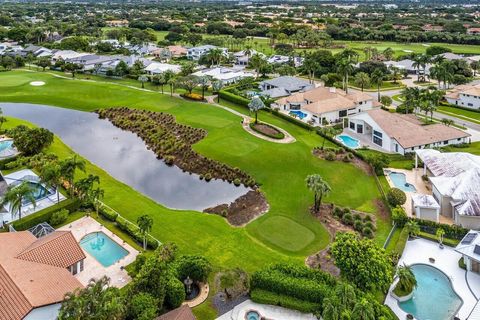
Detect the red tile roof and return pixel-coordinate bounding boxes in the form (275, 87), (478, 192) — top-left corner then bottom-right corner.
(0, 231), (84, 320)
(156, 305), (197, 320)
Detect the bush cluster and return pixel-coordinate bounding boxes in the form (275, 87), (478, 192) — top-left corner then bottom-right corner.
(218, 89), (250, 106)
(333, 206), (376, 238)
(97, 107), (255, 187)
(49, 209), (70, 226)
(387, 188), (407, 206)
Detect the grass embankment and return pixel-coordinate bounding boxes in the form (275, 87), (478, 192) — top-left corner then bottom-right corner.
(437, 105), (480, 125)
(0, 70), (390, 318)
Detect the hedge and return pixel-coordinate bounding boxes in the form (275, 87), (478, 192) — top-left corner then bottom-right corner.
(269, 108), (314, 131)
(418, 231), (460, 247)
(411, 217), (468, 240)
(12, 198), (81, 230)
(98, 205), (119, 222)
(218, 89), (250, 106)
(0, 155), (19, 170)
(250, 289), (321, 314)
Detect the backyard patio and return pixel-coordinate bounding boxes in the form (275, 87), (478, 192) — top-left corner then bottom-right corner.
(385, 237), (479, 320)
(58, 216), (139, 288)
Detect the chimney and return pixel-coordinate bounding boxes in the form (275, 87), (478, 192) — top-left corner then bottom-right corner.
(329, 87), (336, 93)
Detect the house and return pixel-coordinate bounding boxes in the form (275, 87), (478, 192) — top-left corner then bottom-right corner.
(349, 109), (469, 154)
(267, 55), (304, 67)
(51, 50), (87, 63)
(467, 27), (480, 35)
(0, 230), (85, 320)
(414, 149), (480, 228)
(106, 19), (129, 27)
(156, 305), (196, 320)
(275, 86), (375, 126)
(233, 49), (265, 66)
(20, 45), (52, 58)
(65, 54), (119, 71)
(187, 45), (228, 60)
(456, 231), (480, 274)
(437, 52), (465, 61)
(153, 46), (188, 60)
(192, 67), (253, 85)
(145, 62), (181, 75)
(384, 59), (432, 76)
(445, 84), (480, 110)
(126, 43), (159, 56)
(258, 76), (313, 98)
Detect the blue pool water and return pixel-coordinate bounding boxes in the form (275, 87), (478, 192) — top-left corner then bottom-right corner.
(399, 264), (462, 320)
(80, 232), (129, 267)
(389, 172), (417, 192)
(245, 311), (260, 320)
(337, 135), (360, 149)
(289, 110), (308, 120)
(21, 182), (53, 205)
(0, 140), (13, 153)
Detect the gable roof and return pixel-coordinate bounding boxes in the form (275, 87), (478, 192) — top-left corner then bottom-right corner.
(156, 305), (196, 320)
(0, 231), (84, 319)
(16, 231), (86, 268)
(364, 109), (469, 149)
(260, 76), (312, 92)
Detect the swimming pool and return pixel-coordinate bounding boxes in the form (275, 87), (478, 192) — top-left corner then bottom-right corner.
(388, 172), (417, 192)
(398, 264), (462, 320)
(80, 232), (129, 267)
(20, 182), (53, 205)
(289, 110), (308, 120)
(0, 140), (16, 158)
(337, 134), (360, 149)
(0, 140), (13, 152)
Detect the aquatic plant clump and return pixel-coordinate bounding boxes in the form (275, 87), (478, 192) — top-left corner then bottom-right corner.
(97, 107), (256, 187)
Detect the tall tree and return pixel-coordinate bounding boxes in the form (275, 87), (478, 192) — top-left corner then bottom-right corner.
(60, 155), (86, 197)
(354, 72), (370, 91)
(137, 214), (154, 250)
(248, 96), (265, 124)
(1, 182), (36, 221)
(39, 162), (63, 203)
(370, 68), (385, 102)
(305, 174), (331, 212)
(138, 74), (148, 89)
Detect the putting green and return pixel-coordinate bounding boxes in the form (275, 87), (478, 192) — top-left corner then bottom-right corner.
(0, 74), (33, 87)
(256, 216), (316, 252)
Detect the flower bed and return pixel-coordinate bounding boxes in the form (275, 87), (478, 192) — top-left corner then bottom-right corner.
(97, 108), (255, 187)
(249, 122), (285, 139)
(181, 93), (205, 101)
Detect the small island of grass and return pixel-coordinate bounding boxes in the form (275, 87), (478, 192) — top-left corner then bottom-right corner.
(249, 122), (285, 140)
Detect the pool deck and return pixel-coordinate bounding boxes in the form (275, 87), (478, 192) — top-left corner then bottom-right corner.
(215, 299), (317, 320)
(58, 216), (139, 288)
(385, 237), (480, 320)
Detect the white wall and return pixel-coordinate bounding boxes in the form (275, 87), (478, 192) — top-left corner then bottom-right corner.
(455, 214), (480, 230)
(448, 93), (480, 110)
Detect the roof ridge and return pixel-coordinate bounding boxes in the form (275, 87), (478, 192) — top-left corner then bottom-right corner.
(0, 263), (33, 318)
(16, 231), (69, 258)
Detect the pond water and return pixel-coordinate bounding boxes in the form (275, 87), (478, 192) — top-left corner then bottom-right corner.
(0, 103), (250, 211)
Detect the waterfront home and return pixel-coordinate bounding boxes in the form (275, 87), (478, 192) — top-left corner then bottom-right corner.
(414, 149), (480, 229)
(259, 76), (313, 98)
(233, 49), (265, 66)
(445, 84), (480, 110)
(192, 67), (253, 85)
(187, 45), (228, 60)
(0, 230), (85, 320)
(349, 109), (469, 154)
(274, 86), (375, 126)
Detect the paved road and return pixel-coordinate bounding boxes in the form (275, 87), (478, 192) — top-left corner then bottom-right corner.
(433, 111), (480, 131)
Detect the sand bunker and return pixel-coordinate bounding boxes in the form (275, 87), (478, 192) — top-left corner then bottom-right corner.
(30, 81), (45, 86)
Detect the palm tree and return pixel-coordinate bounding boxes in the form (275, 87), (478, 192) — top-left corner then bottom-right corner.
(1, 182), (36, 221)
(39, 162), (63, 204)
(89, 187), (105, 217)
(405, 220), (420, 237)
(396, 264), (417, 293)
(302, 54), (318, 84)
(137, 214), (153, 250)
(205, 48), (224, 67)
(138, 74), (148, 89)
(337, 58), (354, 93)
(197, 76), (211, 100)
(471, 61), (479, 77)
(335, 283), (356, 309)
(60, 155), (86, 197)
(248, 53), (266, 79)
(168, 77), (177, 97)
(319, 126), (337, 149)
(352, 298), (375, 320)
(371, 68), (385, 102)
(152, 73), (167, 93)
(354, 72), (370, 91)
(248, 96), (265, 124)
(390, 66), (402, 84)
(383, 47), (394, 61)
(305, 174), (331, 212)
(412, 54), (422, 82)
(212, 80), (224, 102)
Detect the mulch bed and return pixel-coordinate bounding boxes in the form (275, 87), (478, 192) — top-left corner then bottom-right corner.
(203, 190), (269, 226)
(313, 148), (373, 176)
(249, 122), (285, 139)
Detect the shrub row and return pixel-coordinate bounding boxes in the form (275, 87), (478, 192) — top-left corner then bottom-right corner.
(418, 231), (460, 247)
(250, 289), (321, 314)
(269, 108), (314, 131)
(218, 89), (250, 106)
(115, 216), (159, 249)
(268, 264), (337, 287)
(98, 205), (119, 221)
(0, 155), (19, 170)
(412, 217), (469, 240)
(12, 198), (81, 230)
(250, 266), (331, 305)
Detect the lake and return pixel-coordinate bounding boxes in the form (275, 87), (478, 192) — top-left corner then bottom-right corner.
(0, 103), (250, 211)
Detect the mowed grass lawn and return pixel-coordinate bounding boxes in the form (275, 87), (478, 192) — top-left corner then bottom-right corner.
(438, 105), (480, 124)
(0, 70), (385, 260)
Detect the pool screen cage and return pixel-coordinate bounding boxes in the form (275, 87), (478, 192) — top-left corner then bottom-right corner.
(29, 222), (55, 238)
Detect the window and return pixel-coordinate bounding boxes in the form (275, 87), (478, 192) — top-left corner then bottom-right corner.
(357, 124), (363, 134)
(80, 260), (84, 272)
(349, 122), (355, 130)
(339, 110), (347, 117)
(444, 140), (448, 145)
(373, 135), (382, 146)
(395, 144), (398, 152)
(468, 103), (474, 107)
(373, 130), (383, 138)
(72, 262), (78, 275)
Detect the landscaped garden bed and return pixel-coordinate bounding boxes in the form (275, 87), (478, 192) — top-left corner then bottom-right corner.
(249, 122), (285, 140)
(313, 147), (373, 175)
(204, 190), (268, 226)
(97, 107), (256, 187)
